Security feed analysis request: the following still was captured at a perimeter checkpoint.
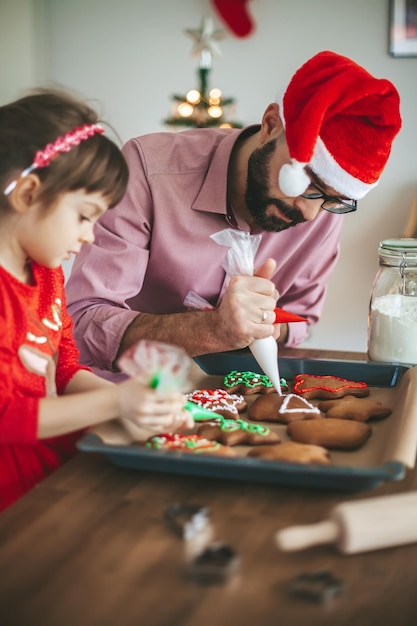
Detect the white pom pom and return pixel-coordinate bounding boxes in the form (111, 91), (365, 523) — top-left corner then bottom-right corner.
(279, 160), (310, 197)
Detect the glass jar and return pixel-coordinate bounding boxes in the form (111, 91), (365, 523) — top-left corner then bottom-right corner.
(368, 238), (417, 364)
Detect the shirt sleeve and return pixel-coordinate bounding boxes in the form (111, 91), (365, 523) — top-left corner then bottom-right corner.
(276, 214), (343, 347)
(66, 139), (152, 372)
(55, 274), (91, 394)
(0, 322), (39, 444)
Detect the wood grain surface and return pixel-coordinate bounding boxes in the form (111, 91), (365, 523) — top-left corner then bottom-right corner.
(1, 349), (416, 626)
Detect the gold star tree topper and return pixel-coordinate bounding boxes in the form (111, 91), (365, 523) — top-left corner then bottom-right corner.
(185, 16), (227, 68)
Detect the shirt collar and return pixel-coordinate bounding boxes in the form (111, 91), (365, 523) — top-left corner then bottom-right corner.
(192, 125), (260, 225)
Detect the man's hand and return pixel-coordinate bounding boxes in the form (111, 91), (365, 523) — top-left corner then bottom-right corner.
(213, 258), (282, 350)
(118, 258), (287, 360)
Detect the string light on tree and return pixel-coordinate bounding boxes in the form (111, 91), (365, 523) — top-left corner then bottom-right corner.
(164, 16), (243, 130)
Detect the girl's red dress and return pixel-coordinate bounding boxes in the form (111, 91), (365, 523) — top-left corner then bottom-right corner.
(0, 262), (89, 512)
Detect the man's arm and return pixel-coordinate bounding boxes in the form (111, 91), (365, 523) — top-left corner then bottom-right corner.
(66, 134), (291, 375)
(117, 309), (288, 361)
(117, 259), (288, 363)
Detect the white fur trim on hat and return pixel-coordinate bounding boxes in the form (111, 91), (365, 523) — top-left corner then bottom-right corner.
(310, 137), (378, 200)
(279, 159), (310, 197)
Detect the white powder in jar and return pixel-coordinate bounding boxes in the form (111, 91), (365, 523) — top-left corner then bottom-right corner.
(368, 294), (417, 364)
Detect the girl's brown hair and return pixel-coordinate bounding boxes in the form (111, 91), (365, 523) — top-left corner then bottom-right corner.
(0, 88), (129, 211)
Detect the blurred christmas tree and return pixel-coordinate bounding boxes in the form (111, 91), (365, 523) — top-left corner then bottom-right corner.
(164, 16), (243, 130)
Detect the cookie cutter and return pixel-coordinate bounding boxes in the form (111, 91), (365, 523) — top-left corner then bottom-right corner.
(164, 503), (210, 539)
(164, 503), (239, 584)
(165, 502), (214, 560)
(187, 541), (240, 584)
(290, 570), (345, 603)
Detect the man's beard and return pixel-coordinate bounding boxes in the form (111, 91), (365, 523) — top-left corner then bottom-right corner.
(245, 139), (307, 232)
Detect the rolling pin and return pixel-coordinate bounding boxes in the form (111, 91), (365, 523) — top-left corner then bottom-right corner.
(276, 491), (417, 555)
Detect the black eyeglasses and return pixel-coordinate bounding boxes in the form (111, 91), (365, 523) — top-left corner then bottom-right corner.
(300, 183), (357, 214)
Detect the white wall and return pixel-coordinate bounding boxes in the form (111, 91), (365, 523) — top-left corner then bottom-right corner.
(2, 0), (417, 353)
(0, 0), (37, 101)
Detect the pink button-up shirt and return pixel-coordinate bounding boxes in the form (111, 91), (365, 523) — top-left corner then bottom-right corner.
(66, 126), (343, 379)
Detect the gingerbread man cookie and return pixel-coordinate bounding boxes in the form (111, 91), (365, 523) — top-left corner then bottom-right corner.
(318, 396), (392, 422)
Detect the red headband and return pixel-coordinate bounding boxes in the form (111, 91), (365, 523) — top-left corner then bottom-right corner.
(4, 123), (104, 196)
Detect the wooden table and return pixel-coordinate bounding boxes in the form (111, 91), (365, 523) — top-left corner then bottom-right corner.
(1, 348), (417, 626)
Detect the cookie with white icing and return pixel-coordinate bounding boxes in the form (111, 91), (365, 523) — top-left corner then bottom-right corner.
(145, 433), (236, 456)
(248, 393), (321, 423)
(185, 389), (247, 419)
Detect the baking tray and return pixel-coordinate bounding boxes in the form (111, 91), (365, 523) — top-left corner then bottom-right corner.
(77, 357), (412, 492)
(194, 352), (407, 387)
(78, 432), (405, 492)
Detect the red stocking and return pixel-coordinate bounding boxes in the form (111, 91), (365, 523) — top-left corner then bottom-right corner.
(211, 0), (255, 38)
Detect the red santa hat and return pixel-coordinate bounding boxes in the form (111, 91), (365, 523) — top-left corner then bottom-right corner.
(277, 51), (402, 200)
(211, 0), (255, 38)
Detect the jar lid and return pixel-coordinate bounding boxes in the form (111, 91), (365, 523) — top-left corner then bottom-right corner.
(380, 238), (417, 252)
(378, 238), (417, 266)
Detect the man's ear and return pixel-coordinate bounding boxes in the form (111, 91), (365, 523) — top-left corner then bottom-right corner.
(9, 174), (41, 213)
(259, 102), (283, 143)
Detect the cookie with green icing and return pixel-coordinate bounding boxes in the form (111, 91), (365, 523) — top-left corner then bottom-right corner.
(145, 432), (236, 456)
(197, 417), (280, 446)
(185, 388), (247, 419)
(223, 370), (288, 395)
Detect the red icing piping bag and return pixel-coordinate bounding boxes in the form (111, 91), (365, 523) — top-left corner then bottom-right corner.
(274, 308), (307, 324)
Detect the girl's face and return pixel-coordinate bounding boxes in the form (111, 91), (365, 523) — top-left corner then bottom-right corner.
(21, 189), (108, 268)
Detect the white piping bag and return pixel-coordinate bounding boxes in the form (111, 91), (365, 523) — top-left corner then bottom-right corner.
(210, 229), (283, 395)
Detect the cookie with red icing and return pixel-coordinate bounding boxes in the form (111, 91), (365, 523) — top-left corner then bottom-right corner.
(185, 389), (247, 419)
(197, 417), (281, 446)
(292, 374), (369, 400)
(223, 370), (288, 395)
(145, 433), (236, 456)
(248, 393), (321, 423)
(318, 396), (392, 422)
(248, 441), (330, 465)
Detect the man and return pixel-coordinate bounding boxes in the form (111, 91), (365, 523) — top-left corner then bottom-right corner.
(66, 51), (401, 381)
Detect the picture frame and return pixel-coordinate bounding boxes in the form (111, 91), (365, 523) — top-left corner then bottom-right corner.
(389, 0), (417, 57)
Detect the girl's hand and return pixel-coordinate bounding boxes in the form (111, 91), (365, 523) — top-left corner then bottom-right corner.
(117, 377), (193, 440)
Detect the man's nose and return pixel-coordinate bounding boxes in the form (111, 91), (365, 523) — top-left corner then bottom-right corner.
(293, 197), (323, 221)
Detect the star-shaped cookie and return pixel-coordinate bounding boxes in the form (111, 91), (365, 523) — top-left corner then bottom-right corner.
(318, 395), (392, 422)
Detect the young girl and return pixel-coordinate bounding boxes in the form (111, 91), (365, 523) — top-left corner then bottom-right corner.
(0, 89), (192, 512)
